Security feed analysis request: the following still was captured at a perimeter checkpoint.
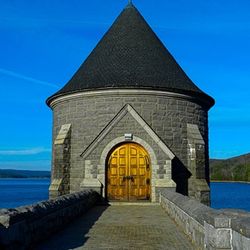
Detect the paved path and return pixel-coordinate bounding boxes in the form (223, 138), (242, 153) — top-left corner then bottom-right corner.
(37, 204), (195, 250)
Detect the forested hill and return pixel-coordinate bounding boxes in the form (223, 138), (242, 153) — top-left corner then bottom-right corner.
(0, 169), (50, 178)
(1, 153), (249, 181)
(210, 153), (250, 182)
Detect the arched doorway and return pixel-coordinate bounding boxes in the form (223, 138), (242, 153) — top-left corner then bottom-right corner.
(107, 142), (151, 201)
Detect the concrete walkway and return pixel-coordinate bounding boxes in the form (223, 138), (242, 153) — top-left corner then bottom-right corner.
(36, 204), (195, 250)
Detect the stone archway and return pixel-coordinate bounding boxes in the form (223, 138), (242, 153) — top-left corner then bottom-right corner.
(80, 135), (176, 202)
(97, 136), (161, 201)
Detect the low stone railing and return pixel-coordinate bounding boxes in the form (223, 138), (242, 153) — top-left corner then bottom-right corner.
(160, 190), (250, 249)
(0, 190), (100, 250)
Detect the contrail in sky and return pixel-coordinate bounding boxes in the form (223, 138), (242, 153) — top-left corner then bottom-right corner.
(0, 147), (51, 156)
(0, 68), (59, 88)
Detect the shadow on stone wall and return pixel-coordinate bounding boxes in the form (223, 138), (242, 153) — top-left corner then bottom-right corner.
(172, 158), (191, 196)
(0, 191), (102, 250)
(36, 206), (109, 250)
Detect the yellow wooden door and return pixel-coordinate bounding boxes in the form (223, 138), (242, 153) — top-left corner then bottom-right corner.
(107, 143), (150, 201)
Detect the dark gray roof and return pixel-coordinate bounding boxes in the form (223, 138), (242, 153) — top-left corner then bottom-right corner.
(47, 3), (214, 107)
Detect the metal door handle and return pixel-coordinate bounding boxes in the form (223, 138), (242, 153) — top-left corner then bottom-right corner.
(123, 176), (129, 181)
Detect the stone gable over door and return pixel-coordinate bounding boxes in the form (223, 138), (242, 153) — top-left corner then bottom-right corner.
(80, 104), (176, 201)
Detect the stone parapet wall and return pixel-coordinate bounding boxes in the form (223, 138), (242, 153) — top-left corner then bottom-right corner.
(160, 190), (250, 249)
(0, 190), (99, 250)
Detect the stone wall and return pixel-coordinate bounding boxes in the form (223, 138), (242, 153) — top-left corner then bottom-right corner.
(160, 190), (250, 249)
(0, 190), (99, 250)
(50, 90), (210, 202)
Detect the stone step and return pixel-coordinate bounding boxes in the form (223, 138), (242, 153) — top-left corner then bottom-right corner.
(108, 201), (160, 206)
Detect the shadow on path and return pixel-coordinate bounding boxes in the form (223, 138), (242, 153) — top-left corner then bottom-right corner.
(36, 205), (109, 250)
(36, 204), (195, 250)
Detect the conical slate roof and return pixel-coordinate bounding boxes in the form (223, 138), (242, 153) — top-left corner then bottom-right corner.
(47, 3), (214, 107)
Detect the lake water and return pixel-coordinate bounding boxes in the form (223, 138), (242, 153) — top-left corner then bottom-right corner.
(0, 179), (250, 211)
(210, 182), (250, 211)
(0, 178), (50, 208)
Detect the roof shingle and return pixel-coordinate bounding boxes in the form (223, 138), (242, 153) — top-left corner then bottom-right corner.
(47, 3), (214, 107)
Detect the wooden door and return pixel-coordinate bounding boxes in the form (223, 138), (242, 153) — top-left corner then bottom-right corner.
(107, 143), (150, 201)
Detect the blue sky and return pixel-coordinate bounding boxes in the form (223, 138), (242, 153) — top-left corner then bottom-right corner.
(0, 0), (249, 170)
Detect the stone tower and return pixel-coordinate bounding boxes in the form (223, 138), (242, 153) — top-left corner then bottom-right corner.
(47, 3), (214, 205)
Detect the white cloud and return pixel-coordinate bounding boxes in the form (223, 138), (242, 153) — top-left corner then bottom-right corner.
(0, 68), (59, 89)
(0, 148), (51, 156)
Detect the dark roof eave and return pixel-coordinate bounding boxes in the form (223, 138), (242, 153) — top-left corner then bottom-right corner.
(46, 87), (215, 110)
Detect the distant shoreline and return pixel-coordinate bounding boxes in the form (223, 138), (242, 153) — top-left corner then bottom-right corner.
(0, 169), (51, 179)
(0, 178), (248, 183)
(0, 177), (50, 179)
(0, 178), (248, 182)
(211, 180), (250, 184)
